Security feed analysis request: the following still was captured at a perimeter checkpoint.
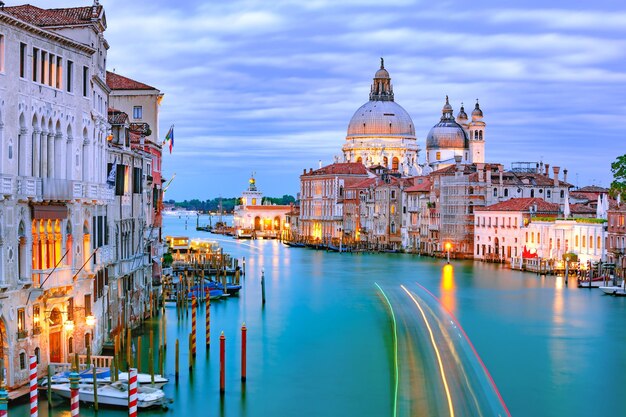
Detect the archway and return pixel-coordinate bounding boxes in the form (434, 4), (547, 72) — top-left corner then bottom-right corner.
(49, 307), (63, 363)
(494, 237), (500, 259)
(0, 317), (9, 386)
(254, 216), (261, 231)
(274, 216), (281, 231)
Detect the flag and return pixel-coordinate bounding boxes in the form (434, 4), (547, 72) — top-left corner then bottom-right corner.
(164, 125), (174, 154)
(106, 158), (117, 187)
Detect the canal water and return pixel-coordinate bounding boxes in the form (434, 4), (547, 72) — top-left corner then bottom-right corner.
(13, 214), (626, 416)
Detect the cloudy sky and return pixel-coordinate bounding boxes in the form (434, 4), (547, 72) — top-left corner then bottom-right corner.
(33, 0), (626, 199)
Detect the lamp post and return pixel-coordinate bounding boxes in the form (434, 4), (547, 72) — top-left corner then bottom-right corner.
(445, 242), (452, 264)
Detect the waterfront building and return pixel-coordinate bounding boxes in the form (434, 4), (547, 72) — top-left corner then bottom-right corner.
(0, 2), (112, 389)
(299, 163), (369, 243)
(342, 60), (421, 176)
(106, 71), (165, 309)
(402, 176), (431, 251)
(343, 177), (376, 248)
(607, 204), (626, 279)
(107, 108), (152, 331)
(233, 176), (291, 239)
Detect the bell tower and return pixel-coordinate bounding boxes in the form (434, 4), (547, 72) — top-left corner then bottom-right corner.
(468, 100), (486, 163)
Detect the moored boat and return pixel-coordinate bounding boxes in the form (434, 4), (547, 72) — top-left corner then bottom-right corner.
(42, 368), (169, 389)
(51, 381), (167, 408)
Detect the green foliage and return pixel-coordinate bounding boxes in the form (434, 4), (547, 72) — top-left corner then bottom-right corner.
(531, 216), (556, 222)
(162, 252), (173, 267)
(574, 218), (607, 224)
(610, 154), (626, 199)
(262, 195), (296, 205)
(169, 195), (296, 213)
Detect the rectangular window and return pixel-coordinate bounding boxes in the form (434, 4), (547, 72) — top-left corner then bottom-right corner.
(0, 34), (5, 73)
(67, 297), (74, 321)
(133, 106), (143, 119)
(17, 308), (26, 338)
(32, 48), (39, 82)
(56, 56), (62, 89)
(115, 164), (126, 196)
(41, 51), (47, 84)
(82, 65), (89, 96)
(20, 43), (27, 78)
(49, 54), (55, 86)
(66, 60), (74, 92)
(133, 167), (143, 194)
(33, 305), (41, 331)
(84, 294), (92, 316)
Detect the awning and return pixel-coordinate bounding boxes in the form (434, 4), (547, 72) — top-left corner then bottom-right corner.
(32, 205), (68, 220)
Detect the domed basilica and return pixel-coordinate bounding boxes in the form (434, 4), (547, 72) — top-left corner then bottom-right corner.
(342, 60), (486, 174)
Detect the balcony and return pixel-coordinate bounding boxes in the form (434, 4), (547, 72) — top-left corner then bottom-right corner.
(0, 174), (14, 197)
(32, 267), (74, 289)
(17, 330), (28, 340)
(42, 178), (81, 201)
(16, 176), (43, 200)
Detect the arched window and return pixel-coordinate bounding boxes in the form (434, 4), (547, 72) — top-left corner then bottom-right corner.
(436, 152), (441, 160)
(68, 336), (74, 354)
(65, 221), (73, 267)
(383, 156), (388, 167)
(575, 235), (579, 247)
(19, 352), (26, 370)
(357, 157), (362, 164)
(589, 236), (593, 249)
(35, 347), (40, 364)
(85, 333), (91, 350)
(530, 190), (535, 198)
(547, 190), (551, 199)
(560, 190), (565, 198)
(597, 236), (601, 249)
(504, 189), (509, 197)
(474, 131), (478, 140)
(18, 221), (27, 280)
(479, 131), (483, 140)
(493, 188), (497, 197)
(468, 186), (474, 195)
(392, 157), (399, 171)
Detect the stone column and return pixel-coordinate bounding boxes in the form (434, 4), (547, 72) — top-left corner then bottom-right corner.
(32, 130), (40, 177)
(40, 131), (48, 179)
(48, 133), (55, 178)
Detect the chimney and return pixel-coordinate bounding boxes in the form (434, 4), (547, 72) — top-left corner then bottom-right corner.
(563, 169), (568, 184)
(309, 168), (313, 174)
(454, 155), (462, 172)
(498, 165), (504, 194)
(553, 166), (560, 187)
(477, 163), (485, 182)
(303, 168), (306, 175)
(544, 163), (549, 176)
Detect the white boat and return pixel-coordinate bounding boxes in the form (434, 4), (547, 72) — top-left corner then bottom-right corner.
(42, 368), (168, 389)
(51, 381), (166, 408)
(599, 280), (626, 296)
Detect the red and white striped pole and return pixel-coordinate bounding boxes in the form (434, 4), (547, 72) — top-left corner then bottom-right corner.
(128, 368), (138, 417)
(69, 371), (80, 417)
(191, 296), (197, 357)
(29, 356), (37, 417)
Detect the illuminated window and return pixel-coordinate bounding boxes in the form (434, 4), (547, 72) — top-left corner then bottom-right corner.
(252, 198), (257, 205)
(589, 236), (593, 249)
(436, 152), (441, 161)
(575, 235), (579, 246)
(18, 308), (26, 338)
(597, 236), (601, 249)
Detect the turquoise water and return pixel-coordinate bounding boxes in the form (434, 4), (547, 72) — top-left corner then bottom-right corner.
(12, 215), (626, 416)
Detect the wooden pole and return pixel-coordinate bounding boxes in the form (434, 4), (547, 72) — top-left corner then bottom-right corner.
(159, 345), (164, 377)
(163, 312), (167, 351)
(148, 347), (154, 386)
(220, 332), (225, 394)
(175, 339), (180, 383)
(261, 269), (266, 305)
(86, 345), (91, 370)
(92, 366), (99, 411)
(47, 365), (52, 408)
(126, 327), (132, 369)
(137, 336), (142, 372)
(241, 323), (247, 382)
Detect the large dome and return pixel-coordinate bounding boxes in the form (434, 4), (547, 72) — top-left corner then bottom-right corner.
(426, 119), (468, 149)
(347, 100), (416, 138)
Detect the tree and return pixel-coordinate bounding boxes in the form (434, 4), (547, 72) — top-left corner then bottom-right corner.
(610, 154), (626, 199)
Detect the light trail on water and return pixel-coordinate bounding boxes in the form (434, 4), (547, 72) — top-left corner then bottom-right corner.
(400, 284), (456, 417)
(375, 283), (399, 417)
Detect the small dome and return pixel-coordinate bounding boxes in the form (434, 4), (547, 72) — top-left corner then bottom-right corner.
(374, 67), (390, 79)
(472, 101), (483, 120)
(426, 119), (468, 150)
(442, 95), (453, 114)
(457, 103), (468, 121)
(347, 100), (415, 138)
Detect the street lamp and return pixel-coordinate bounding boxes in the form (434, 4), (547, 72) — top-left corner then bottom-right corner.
(445, 242), (452, 264)
(86, 314), (96, 327)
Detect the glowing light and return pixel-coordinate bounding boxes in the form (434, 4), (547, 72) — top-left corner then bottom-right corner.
(86, 315), (96, 327)
(64, 320), (75, 332)
(401, 285), (455, 417)
(445, 242), (452, 251)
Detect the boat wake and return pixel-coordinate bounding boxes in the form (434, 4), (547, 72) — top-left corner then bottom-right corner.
(376, 282), (511, 417)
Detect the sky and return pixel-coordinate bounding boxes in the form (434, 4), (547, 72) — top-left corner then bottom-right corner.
(29, 0), (626, 200)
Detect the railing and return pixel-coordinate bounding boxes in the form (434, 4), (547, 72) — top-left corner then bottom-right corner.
(42, 178), (75, 200)
(0, 174), (14, 196)
(16, 176), (43, 200)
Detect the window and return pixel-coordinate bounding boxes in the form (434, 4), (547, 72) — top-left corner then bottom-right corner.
(68, 337), (74, 354)
(504, 188), (509, 197)
(547, 190), (551, 199)
(66, 60), (74, 92)
(560, 190), (565, 198)
(0, 34), (4, 73)
(391, 190), (396, 199)
(114, 164), (126, 196)
(20, 353), (26, 370)
(493, 188), (497, 197)
(17, 308), (26, 338)
(19, 43), (27, 78)
(82, 66), (89, 96)
(68, 297), (74, 321)
(84, 294), (92, 316)
(56, 56), (62, 89)
(32, 48), (39, 82)
(436, 152), (441, 161)
(41, 51), (47, 84)
(133, 106), (143, 119)
(133, 167), (143, 193)
(34, 347), (40, 364)
(530, 190), (535, 198)
(33, 305), (41, 333)
(597, 236), (601, 249)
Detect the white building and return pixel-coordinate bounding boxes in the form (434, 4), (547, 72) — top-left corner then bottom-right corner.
(342, 59), (422, 176)
(0, 2), (112, 389)
(234, 176), (291, 239)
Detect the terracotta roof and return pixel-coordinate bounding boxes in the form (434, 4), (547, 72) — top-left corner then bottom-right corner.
(3, 4), (103, 27)
(576, 185), (609, 193)
(475, 198), (559, 213)
(570, 203), (596, 215)
(405, 177), (431, 193)
(346, 178), (377, 189)
(303, 163), (369, 177)
(106, 71), (156, 91)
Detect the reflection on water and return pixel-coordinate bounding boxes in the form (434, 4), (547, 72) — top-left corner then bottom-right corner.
(440, 264), (456, 313)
